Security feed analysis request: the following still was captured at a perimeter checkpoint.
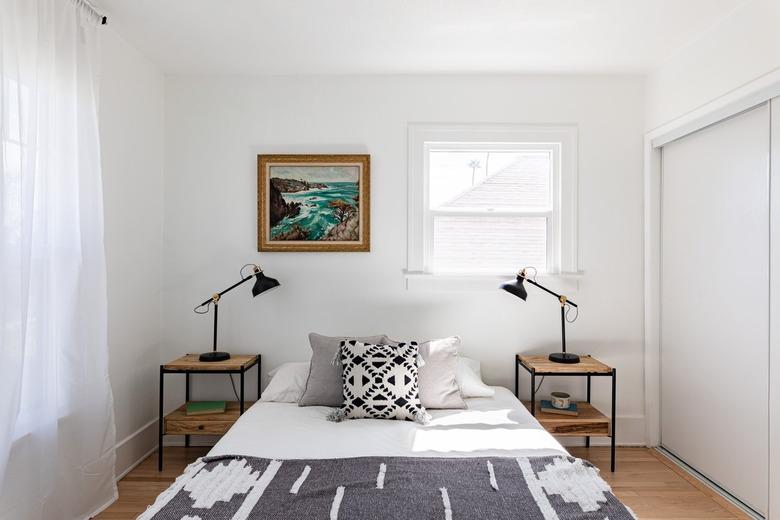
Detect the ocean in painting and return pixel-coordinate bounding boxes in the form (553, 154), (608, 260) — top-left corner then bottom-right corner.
(270, 181), (359, 240)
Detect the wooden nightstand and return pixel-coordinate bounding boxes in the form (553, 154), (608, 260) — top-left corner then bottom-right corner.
(515, 354), (617, 471)
(158, 354), (261, 470)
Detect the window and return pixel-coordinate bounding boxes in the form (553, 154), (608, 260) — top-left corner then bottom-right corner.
(407, 124), (578, 284)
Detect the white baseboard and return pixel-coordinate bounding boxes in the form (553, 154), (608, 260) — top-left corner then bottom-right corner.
(87, 491), (119, 520)
(118, 444), (159, 480)
(114, 417), (159, 478)
(87, 418), (158, 519)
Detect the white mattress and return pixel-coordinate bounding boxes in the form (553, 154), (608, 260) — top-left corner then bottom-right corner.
(209, 386), (567, 460)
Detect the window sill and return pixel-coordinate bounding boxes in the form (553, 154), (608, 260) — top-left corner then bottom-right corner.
(403, 271), (583, 293)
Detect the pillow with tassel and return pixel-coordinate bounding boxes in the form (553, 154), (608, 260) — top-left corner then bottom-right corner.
(327, 340), (430, 424)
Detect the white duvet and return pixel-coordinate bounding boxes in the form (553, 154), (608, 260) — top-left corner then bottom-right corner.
(209, 387), (567, 460)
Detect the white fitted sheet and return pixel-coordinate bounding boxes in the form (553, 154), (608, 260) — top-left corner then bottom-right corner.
(209, 386), (567, 459)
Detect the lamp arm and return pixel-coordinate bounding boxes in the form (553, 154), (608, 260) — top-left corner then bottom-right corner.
(521, 274), (578, 307)
(198, 273), (256, 307)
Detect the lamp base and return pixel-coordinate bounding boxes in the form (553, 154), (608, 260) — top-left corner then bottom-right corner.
(199, 351), (231, 362)
(548, 352), (580, 364)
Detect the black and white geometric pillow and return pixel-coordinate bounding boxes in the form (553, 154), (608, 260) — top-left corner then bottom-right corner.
(327, 340), (430, 424)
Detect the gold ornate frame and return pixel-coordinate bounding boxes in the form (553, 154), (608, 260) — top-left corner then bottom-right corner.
(258, 154), (370, 252)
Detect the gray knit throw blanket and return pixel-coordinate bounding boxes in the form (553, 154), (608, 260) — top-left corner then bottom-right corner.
(137, 454), (636, 520)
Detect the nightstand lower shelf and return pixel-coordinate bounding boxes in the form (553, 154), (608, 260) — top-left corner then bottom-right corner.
(523, 401), (610, 437)
(165, 401), (256, 436)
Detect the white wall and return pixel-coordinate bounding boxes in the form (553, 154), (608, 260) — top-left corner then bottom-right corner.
(646, 0), (780, 130)
(99, 28), (165, 476)
(162, 74), (647, 445)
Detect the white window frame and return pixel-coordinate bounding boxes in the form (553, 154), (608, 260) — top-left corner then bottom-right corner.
(406, 123), (580, 290)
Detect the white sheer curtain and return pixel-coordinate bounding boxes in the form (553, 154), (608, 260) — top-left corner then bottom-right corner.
(0, 0), (116, 518)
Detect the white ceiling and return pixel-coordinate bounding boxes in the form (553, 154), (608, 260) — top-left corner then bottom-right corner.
(96, 0), (746, 75)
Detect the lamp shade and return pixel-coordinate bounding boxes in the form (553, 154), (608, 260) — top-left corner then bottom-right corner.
(500, 275), (527, 300)
(252, 271), (280, 296)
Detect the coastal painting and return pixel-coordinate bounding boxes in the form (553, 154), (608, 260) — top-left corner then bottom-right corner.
(258, 154), (370, 252)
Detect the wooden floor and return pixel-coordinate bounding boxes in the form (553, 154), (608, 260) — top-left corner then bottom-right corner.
(96, 447), (750, 519)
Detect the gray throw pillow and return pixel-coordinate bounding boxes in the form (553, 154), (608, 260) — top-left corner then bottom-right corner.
(298, 332), (388, 407)
(387, 336), (467, 409)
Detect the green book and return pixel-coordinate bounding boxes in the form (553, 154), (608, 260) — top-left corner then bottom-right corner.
(186, 401), (226, 416)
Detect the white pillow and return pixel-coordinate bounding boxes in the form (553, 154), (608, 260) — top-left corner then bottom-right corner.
(386, 336), (466, 409)
(260, 362), (310, 403)
(456, 357), (495, 397)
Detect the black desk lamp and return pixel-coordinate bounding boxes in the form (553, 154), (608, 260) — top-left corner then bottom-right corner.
(501, 267), (580, 364)
(194, 264), (280, 362)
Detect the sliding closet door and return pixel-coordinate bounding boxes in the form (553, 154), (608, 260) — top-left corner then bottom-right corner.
(661, 103), (769, 515)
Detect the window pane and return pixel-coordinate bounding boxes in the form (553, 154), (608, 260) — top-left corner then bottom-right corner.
(433, 215), (547, 273)
(429, 151), (551, 210)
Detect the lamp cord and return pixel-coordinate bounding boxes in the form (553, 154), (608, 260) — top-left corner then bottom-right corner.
(522, 265), (577, 391)
(228, 374), (240, 402)
(193, 265), (258, 315)
(522, 265), (579, 324)
(521, 265), (538, 283)
(231, 265), (258, 402)
(193, 301), (211, 314)
(190, 264), (257, 403)
(239, 263), (258, 279)
(565, 303), (578, 323)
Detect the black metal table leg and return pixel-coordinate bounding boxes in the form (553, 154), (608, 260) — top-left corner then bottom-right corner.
(185, 372), (190, 448)
(240, 368), (245, 414)
(586, 375), (591, 448)
(514, 357), (519, 398)
(586, 375), (591, 402)
(530, 369), (536, 415)
(611, 369), (617, 472)
(158, 367), (164, 471)
(257, 358), (262, 401)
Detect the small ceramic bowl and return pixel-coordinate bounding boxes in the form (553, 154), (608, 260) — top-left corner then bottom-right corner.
(550, 391), (571, 409)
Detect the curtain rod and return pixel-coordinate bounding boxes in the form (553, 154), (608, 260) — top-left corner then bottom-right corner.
(73, 0), (108, 25)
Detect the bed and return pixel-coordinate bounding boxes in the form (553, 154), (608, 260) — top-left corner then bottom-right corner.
(138, 387), (635, 519)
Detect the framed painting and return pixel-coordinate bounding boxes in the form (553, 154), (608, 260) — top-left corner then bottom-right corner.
(258, 154), (370, 252)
